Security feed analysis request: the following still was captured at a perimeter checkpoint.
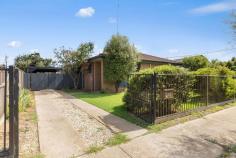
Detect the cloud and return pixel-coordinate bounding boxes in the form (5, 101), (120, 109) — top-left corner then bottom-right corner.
(190, 0), (236, 14)
(108, 17), (117, 24)
(168, 49), (179, 53)
(8, 41), (22, 48)
(75, 7), (95, 17)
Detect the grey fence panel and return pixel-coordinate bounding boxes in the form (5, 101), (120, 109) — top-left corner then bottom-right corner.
(24, 73), (30, 89)
(31, 73), (48, 90)
(23, 73), (74, 90)
(48, 74), (64, 89)
(63, 74), (74, 89)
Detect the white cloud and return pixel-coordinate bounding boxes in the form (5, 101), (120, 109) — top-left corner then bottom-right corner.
(190, 0), (236, 14)
(75, 7), (95, 17)
(8, 41), (22, 48)
(108, 17), (117, 24)
(168, 49), (179, 53)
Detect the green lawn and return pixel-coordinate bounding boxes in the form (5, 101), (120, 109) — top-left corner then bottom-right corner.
(65, 90), (148, 127)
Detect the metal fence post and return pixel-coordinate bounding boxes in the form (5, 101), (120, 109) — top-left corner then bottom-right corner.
(13, 68), (19, 158)
(8, 66), (19, 158)
(152, 73), (157, 123)
(8, 66), (14, 156)
(3, 65), (7, 150)
(206, 75), (209, 106)
(234, 76), (236, 102)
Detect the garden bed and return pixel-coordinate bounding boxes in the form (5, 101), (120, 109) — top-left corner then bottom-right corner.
(19, 91), (42, 158)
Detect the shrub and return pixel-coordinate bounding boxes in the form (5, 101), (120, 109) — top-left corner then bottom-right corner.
(182, 55), (209, 71)
(19, 89), (32, 112)
(123, 65), (193, 113)
(194, 66), (236, 100)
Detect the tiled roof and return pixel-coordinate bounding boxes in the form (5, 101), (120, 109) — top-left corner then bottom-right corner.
(138, 53), (178, 64)
(88, 53), (179, 64)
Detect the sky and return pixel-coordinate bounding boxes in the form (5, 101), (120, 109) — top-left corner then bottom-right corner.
(0, 0), (236, 64)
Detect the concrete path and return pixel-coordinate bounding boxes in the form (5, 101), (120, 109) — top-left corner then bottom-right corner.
(59, 91), (148, 139)
(80, 106), (236, 158)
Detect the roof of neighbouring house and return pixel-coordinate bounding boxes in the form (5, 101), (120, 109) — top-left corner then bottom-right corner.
(88, 53), (180, 64)
(138, 53), (179, 64)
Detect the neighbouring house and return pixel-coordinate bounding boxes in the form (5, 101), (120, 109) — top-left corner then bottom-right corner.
(80, 53), (180, 92)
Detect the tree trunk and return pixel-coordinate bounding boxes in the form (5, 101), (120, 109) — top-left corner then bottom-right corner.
(71, 74), (79, 89)
(115, 81), (119, 93)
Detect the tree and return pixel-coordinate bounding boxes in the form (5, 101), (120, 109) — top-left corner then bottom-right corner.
(54, 42), (94, 89)
(15, 52), (53, 71)
(226, 57), (236, 71)
(210, 59), (226, 68)
(182, 55), (209, 71)
(104, 34), (138, 92)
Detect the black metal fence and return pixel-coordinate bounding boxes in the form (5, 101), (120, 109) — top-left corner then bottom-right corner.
(125, 74), (236, 123)
(0, 66), (19, 157)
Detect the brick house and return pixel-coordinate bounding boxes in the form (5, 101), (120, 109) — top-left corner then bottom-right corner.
(80, 53), (180, 92)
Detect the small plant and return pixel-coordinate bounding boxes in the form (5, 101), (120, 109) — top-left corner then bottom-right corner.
(23, 153), (45, 158)
(86, 145), (104, 154)
(31, 112), (38, 123)
(32, 153), (45, 158)
(19, 89), (32, 112)
(106, 133), (129, 146)
(100, 90), (106, 94)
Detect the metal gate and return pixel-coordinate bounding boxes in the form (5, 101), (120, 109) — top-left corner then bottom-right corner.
(0, 66), (19, 158)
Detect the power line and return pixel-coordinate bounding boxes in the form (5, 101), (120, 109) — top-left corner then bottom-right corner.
(167, 47), (236, 59)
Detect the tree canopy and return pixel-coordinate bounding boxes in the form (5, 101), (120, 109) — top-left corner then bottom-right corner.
(15, 52), (53, 71)
(182, 55), (209, 71)
(104, 34), (138, 92)
(54, 42), (94, 89)
(226, 57), (236, 71)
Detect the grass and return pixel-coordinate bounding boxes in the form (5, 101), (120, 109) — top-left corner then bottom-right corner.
(65, 90), (148, 127)
(85, 134), (129, 154)
(19, 89), (32, 112)
(86, 145), (104, 154)
(65, 90), (236, 133)
(106, 134), (129, 146)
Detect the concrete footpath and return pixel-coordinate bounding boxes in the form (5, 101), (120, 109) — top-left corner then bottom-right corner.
(80, 106), (236, 158)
